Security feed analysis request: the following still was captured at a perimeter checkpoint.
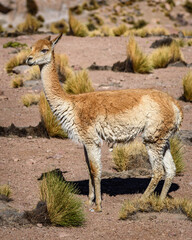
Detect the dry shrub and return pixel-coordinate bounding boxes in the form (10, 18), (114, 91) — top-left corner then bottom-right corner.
(113, 24), (128, 36)
(40, 172), (85, 226)
(183, 71), (192, 101)
(126, 35), (153, 73)
(17, 14), (41, 33)
(150, 41), (184, 69)
(11, 75), (24, 88)
(0, 185), (11, 198)
(39, 92), (67, 138)
(101, 25), (114, 36)
(182, 29), (192, 37)
(113, 136), (184, 175)
(184, 0), (192, 14)
(50, 19), (68, 34)
(133, 19), (148, 29)
(63, 69), (94, 94)
(187, 39), (192, 46)
(0, 24), (4, 33)
(113, 140), (149, 172)
(6, 49), (30, 73)
(89, 29), (103, 37)
(150, 27), (169, 36)
(120, 194), (192, 221)
(69, 13), (89, 37)
(22, 93), (40, 107)
(170, 136), (184, 175)
(55, 53), (70, 82)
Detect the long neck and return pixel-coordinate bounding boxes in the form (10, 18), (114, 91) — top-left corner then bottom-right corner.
(40, 52), (66, 102)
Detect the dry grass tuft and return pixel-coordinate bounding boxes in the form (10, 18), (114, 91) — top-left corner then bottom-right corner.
(0, 185), (11, 198)
(113, 24), (128, 36)
(113, 140), (149, 172)
(17, 14), (41, 33)
(25, 65), (40, 81)
(11, 75), (24, 88)
(150, 27), (169, 36)
(126, 35), (153, 73)
(113, 136), (184, 175)
(50, 19), (68, 34)
(39, 92), (67, 138)
(40, 172), (85, 226)
(6, 49), (30, 73)
(69, 13), (89, 37)
(120, 194), (192, 221)
(150, 41), (184, 69)
(101, 25), (114, 36)
(63, 69), (94, 94)
(0, 24), (4, 33)
(22, 93), (40, 107)
(170, 136), (184, 175)
(182, 71), (192, 102)
(55, 53), (70, 82)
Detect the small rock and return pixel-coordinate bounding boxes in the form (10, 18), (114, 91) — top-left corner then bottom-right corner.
(27, 136), (33, 139)
(13, 157), (19, 162)
(37, 223), (43, 228)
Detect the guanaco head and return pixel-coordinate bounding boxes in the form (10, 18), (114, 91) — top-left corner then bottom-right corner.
(26, 34), (62, 66)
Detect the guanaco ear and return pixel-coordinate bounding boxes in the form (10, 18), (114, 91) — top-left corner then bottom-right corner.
(51, 33), (63, 48)
(44, 35), (51, 41)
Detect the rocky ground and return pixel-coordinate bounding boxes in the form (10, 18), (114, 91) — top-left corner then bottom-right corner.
(0, 34), (192, 240)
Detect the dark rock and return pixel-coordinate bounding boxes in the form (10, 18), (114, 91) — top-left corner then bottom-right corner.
(150, 37), (173, 48)
(0, 3), (12, 14)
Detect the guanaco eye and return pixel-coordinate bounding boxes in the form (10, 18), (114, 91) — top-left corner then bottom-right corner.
(41, 49), (48, 53)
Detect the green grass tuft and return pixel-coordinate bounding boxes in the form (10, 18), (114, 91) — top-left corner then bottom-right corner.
(63, 69), (94, 94)
(3, 41), (27, 49)
(0, 185), (11, 198)
(182, 71), (192, 101)
(40, 172), (85, 226)
(127, 35), (153, 73)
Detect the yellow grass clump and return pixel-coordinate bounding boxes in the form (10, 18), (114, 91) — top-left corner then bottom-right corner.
(22, 93), (40, 107)
(89, 29), (103, 37)
(39, 92), (68, 138)
(0, 185), (11, 198)
(50, 19), (68, 34)
(63, 69), (94, 94)
(113, 136), (184, 175)
(11, 75), (24, 88)
(17, 14), (41, 33)
(150, 27), (169, 36)
(69, 13), (89, 37)
(113, 140), (149, 172)
(126, 35), (153, 73)
(182, 71), (192, 102)
(40, 172), (85, 226)
(119, 195), (192, 221)
(25, 65), (40, 81)
(101, 25), (114, 36)
(170, 136), (184, 175)
(113, 24), (128, 36)
(6, 49), (30, 73)
(150, 41), (184, 69)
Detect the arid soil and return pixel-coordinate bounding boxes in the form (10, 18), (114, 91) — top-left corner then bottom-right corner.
(0, 35), (192, 240)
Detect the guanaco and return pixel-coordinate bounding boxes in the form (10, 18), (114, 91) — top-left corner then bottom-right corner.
(26, 34), (183, 212)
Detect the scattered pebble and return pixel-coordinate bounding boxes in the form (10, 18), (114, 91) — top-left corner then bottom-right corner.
(36, 223), (43, 228)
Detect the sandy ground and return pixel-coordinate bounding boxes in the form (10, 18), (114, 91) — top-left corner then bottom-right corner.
(0, 35), (192, 240)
